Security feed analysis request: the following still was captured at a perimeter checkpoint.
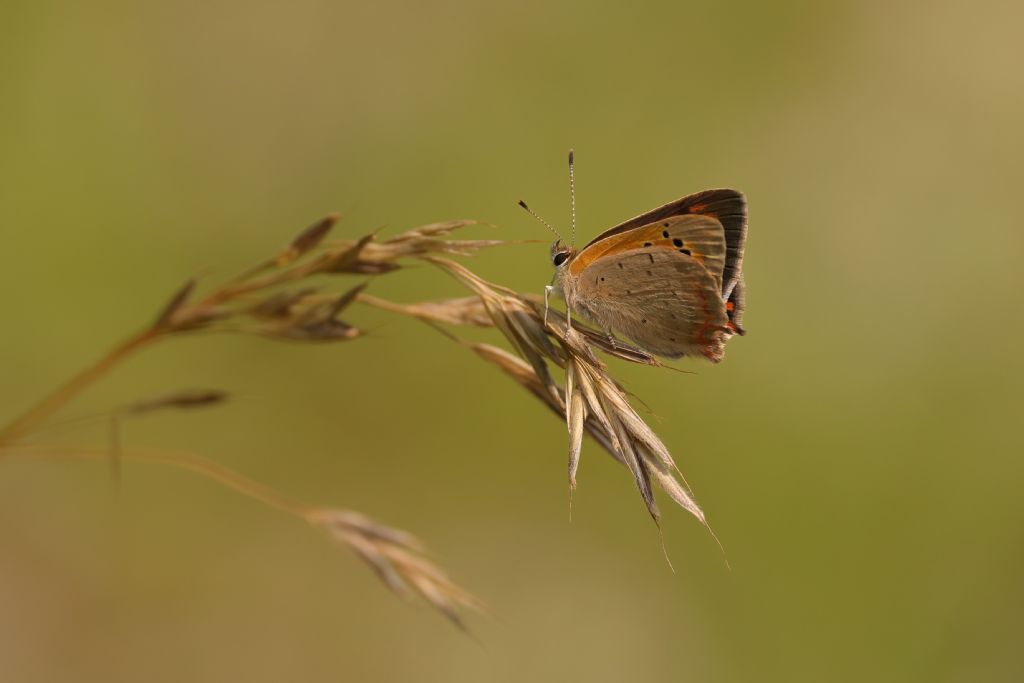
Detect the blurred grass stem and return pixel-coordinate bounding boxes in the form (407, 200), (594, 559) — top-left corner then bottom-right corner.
(0, 329), (158, 449)
(9, 445), (308, 516)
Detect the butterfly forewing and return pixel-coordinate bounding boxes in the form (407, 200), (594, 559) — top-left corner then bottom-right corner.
(583, 189), (747, 297)
(570, 247), (729, 361)
(570, 214), (727, 291)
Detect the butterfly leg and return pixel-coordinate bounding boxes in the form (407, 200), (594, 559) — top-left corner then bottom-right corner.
(543, 285), (553, 328)
(602, 328), (619, 351)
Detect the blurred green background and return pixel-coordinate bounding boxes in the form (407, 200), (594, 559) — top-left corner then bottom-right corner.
(2, 0), (1023, 681)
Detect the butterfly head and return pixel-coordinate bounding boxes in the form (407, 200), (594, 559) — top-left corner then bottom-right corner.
(550, 240), (575, 268)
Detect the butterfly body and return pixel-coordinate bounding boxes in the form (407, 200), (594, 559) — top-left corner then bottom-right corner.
(549, 188), (747, 362)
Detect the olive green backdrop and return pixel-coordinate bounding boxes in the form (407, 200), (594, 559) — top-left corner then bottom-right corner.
(2, 1), (1022, 681)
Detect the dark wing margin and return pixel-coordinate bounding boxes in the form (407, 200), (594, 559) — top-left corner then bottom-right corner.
(586, 189), (747, 297)
(725, 274), (746, 336)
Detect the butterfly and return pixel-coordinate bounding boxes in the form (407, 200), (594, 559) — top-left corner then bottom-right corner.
(522, 150), (747, 362)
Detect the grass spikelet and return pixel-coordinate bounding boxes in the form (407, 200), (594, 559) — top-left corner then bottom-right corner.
(124, 389), (230, 415)
(153, 278), (198, 329)
(260, 283), (367, 342)
(357, 294), (493, 327)
(308, 509), (485, 631)
(420, 256), (714, 536)
(278, 213), (339, 265)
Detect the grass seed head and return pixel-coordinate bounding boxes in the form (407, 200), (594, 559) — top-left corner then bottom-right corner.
(307, 508), (484, 630)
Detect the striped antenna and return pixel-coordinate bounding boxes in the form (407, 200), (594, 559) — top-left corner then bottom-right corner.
(568, 148), (576, 247)
(518, 200), (563, 241)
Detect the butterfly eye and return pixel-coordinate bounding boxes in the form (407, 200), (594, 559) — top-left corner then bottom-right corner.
(552, 251), (569, 267)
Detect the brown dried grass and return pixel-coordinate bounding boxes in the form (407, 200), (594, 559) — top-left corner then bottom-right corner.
(0, 213), (723, 630)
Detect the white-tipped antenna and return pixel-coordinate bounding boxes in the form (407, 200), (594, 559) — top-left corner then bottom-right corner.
(518, 199), (563, 241)
(568, 148), (576, 247)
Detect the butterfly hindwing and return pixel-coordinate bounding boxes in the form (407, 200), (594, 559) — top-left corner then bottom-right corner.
(569, 246), (729, 361)
(583, 189), (746, 297)
(725, 274), (746, 335)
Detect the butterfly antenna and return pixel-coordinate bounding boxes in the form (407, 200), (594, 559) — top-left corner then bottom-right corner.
(517, 200), (562, 241)
(568, 148), (576, 247)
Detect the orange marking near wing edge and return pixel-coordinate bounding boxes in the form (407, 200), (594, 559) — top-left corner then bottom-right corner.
(691, 279), (725, 362)
(567, 228), (663, 274)
(569, 214), (725, 282)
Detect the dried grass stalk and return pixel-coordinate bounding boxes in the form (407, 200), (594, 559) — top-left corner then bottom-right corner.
(0, 216), (507, 629)
(2, 211), (726, 633)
